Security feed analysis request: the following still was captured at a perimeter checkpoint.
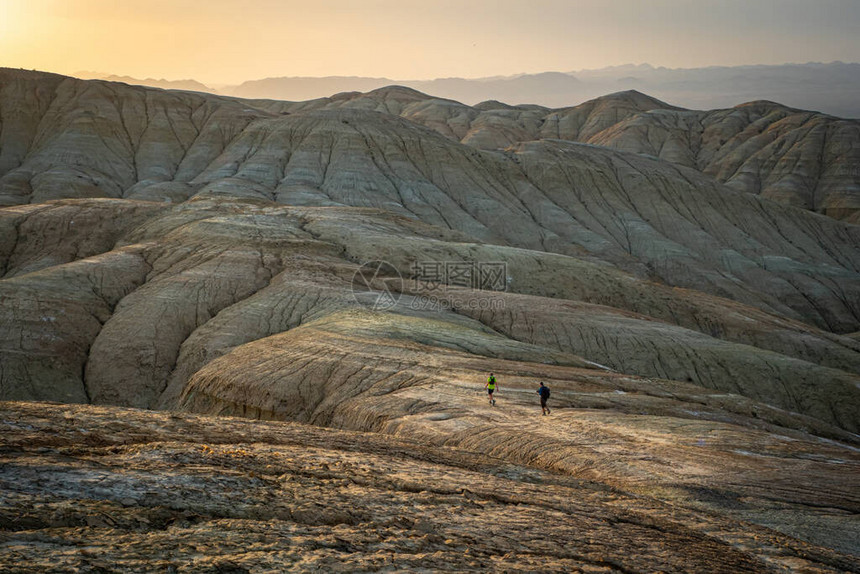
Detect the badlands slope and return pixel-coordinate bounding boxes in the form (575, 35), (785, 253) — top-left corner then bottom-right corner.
(0, 69), (859, 570)
(262, 87), (860, 222)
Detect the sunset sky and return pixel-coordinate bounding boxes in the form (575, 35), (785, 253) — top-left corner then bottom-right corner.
(2, 0), (859, 85)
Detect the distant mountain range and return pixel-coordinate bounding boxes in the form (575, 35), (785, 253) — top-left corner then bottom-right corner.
(72, 71), (213, 94)
(76, 62), (860, 118)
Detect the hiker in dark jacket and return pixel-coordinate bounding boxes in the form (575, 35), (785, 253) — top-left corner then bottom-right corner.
(537, 382), (551, 415)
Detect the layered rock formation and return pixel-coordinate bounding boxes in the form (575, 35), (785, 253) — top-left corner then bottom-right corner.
(1, 70), (858, 423)
(3, 69), (860, 222)
(1, 70), (859, 566)
(2, 71), (858, 326)
(273, 87), (860, 221)
(2, 196), (858, 429)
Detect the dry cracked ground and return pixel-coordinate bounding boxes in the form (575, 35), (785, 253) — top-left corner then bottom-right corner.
(1, 69), (859, 572)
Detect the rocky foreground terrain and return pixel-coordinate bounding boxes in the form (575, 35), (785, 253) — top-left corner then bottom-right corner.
(0, 69), (859, 571)
(1, 401), (858, 573)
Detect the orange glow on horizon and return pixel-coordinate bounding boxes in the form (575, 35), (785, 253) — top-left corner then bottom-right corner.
(1, 0), (858, 86)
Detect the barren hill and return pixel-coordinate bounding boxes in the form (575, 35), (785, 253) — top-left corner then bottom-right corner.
(259, 86), (860, 222)
(4, 71), (858, 223)
(1, 69), (859, 568)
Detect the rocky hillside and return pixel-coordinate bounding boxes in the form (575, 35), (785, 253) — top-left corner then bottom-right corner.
(267, 87), (860, 222)
(1, 69), (859, 568)
(1, 68), (858, 425)
(3, 70), (859, 224)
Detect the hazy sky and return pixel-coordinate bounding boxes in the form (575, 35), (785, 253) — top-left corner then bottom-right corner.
(2, 0), (859, 85)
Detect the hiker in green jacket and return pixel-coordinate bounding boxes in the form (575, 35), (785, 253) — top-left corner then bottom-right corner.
(485, 373), (498, 406)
